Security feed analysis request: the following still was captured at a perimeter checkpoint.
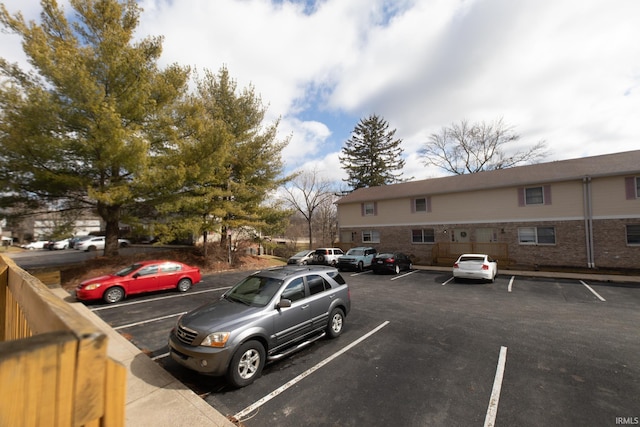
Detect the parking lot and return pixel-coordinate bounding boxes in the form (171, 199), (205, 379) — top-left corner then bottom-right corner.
(85, 268), (640, 426)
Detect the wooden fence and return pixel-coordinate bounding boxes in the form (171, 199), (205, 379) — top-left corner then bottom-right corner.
(432, 242), (510, 266)
(0, 255), (126, 426)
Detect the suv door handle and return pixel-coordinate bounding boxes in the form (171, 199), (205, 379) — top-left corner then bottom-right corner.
(301, 304), (310, 309)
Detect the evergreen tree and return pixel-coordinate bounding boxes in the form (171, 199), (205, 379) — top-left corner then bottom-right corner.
(152, 67), (290, 253)
(339, 114), (406, 190)
(0, 0), (190, 256)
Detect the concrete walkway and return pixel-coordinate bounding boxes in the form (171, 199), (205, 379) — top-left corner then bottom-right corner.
(51, 287), (235, 427)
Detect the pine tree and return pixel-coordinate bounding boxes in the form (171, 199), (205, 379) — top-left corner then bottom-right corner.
(0, 0), (190, 256)
(339, 114), (406, 190)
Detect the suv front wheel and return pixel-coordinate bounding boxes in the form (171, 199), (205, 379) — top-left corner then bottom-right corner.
(227, 340), (266, 388)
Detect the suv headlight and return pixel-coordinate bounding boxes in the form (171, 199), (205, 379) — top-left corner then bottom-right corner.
(201, 332), (230, 348)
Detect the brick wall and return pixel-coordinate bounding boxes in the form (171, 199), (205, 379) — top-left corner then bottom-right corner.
(339, 218), (640, 270)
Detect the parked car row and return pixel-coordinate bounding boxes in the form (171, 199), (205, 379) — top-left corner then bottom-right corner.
(74, 251), (497, 391)
(21, 235), (131, 251)
(287, 247), (413, 274)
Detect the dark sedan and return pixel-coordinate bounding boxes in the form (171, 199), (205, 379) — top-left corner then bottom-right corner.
(371, 252), (412, 274)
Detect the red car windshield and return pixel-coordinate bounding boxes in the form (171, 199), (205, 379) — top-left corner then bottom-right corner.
(115, 263), (143, 277)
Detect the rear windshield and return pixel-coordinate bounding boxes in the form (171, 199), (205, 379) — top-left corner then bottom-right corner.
(460, 256), (485, 262)
(327, 271), (346, 285)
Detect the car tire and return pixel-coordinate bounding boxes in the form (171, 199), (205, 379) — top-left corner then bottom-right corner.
(408, 263), (413, 271)
(177, 278), (192, 292)
(394, 264), (400, 274)
(103, 287), (125, 304)
(227, 340), (266, 388)
(317, 254), (325, 263)
(357, 261), (364, 272)
(326, 307), (345, 338)
(87, 245), (97, 252)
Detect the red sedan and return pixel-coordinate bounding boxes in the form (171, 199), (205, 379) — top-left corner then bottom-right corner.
(76, 260), (202, 304)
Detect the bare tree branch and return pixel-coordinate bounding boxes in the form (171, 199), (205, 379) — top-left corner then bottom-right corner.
(419, 118), (549, 175)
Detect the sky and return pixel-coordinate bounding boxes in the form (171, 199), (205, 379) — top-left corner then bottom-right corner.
(2, 0), (640, 186)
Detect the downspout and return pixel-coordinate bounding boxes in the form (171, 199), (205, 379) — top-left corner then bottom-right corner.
(582, 176), (595, 268)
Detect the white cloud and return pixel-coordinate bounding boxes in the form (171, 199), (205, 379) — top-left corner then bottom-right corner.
(3, 0), (640, 182)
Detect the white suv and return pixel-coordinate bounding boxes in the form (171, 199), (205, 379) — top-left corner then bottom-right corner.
(309, 248), (345, 266)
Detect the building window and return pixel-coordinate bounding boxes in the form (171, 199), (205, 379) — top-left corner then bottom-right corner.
(411, 196), (431, 213)
(627, 225), (640, 245)
(518, 227), (556, 245)
(525, 187), (544, 205)
(519, 185), (552, 206)
(412, 229), (435, 243)
(361, 202), (377, 216)
(362, 230), (380, 243)
(626, 177), (640, 199)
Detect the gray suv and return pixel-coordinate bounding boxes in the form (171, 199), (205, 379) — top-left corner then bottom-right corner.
(168, 265), (351, 387)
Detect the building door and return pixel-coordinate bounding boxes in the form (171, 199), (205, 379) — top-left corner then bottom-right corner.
(452, 229), (470, 243)
(476, 228), (498, 242)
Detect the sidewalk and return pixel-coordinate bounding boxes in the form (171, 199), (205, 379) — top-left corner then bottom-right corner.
(50, 267), (640, 426)
(50, 287), (236, 427)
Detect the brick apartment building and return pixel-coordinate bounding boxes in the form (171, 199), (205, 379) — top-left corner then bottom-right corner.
(335, 150), (640, 271)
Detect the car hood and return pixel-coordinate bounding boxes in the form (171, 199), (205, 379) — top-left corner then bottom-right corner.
(179, 298), (267, 333)
(80, 274), (118, 285)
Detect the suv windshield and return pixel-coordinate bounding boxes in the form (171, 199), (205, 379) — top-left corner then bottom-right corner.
(346, 249), (364, 256)
(225, 275), (283, 307)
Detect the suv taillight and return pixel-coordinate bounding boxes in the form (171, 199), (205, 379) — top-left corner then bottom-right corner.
(482, 264), (489, 270)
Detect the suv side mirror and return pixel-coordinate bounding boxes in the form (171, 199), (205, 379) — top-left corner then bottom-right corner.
(277, 299), (292, 309)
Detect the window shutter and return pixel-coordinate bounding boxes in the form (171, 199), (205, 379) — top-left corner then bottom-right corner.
(373, 202), (378, 215)
(360, 203), (365, 216)
(517, 188), (525, 206)
(427, 196), (432, 212)
(410, 199), (416, 213)
(625, 177), (637, 200)
(543, 185), (552, 205)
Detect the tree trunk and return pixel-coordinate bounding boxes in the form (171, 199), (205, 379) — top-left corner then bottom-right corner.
(98, 202), (121, 257)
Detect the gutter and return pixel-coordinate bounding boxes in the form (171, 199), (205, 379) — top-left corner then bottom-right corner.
(582, 176), (595, 268)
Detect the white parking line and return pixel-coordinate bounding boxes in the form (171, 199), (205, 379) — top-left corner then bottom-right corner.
(232, 321), (391, 422)
(350, 270), (373, 276)
(484, 346), (508, 427)
(580, 280), (606, 302)
(390, 270), (418, 280)
(151, 352), (169, 361)
(508, 276), (515, 293)
(442, 277), (454, 286)
(113, 312), (186, 330)
(90, 287), (231, 311)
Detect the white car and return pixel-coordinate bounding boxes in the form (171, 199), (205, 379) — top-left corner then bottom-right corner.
(51, 238), (70, 250)
(75, 236), (130, 251)
(23, 240), (49, 250)
(452, 253), (498, 282)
